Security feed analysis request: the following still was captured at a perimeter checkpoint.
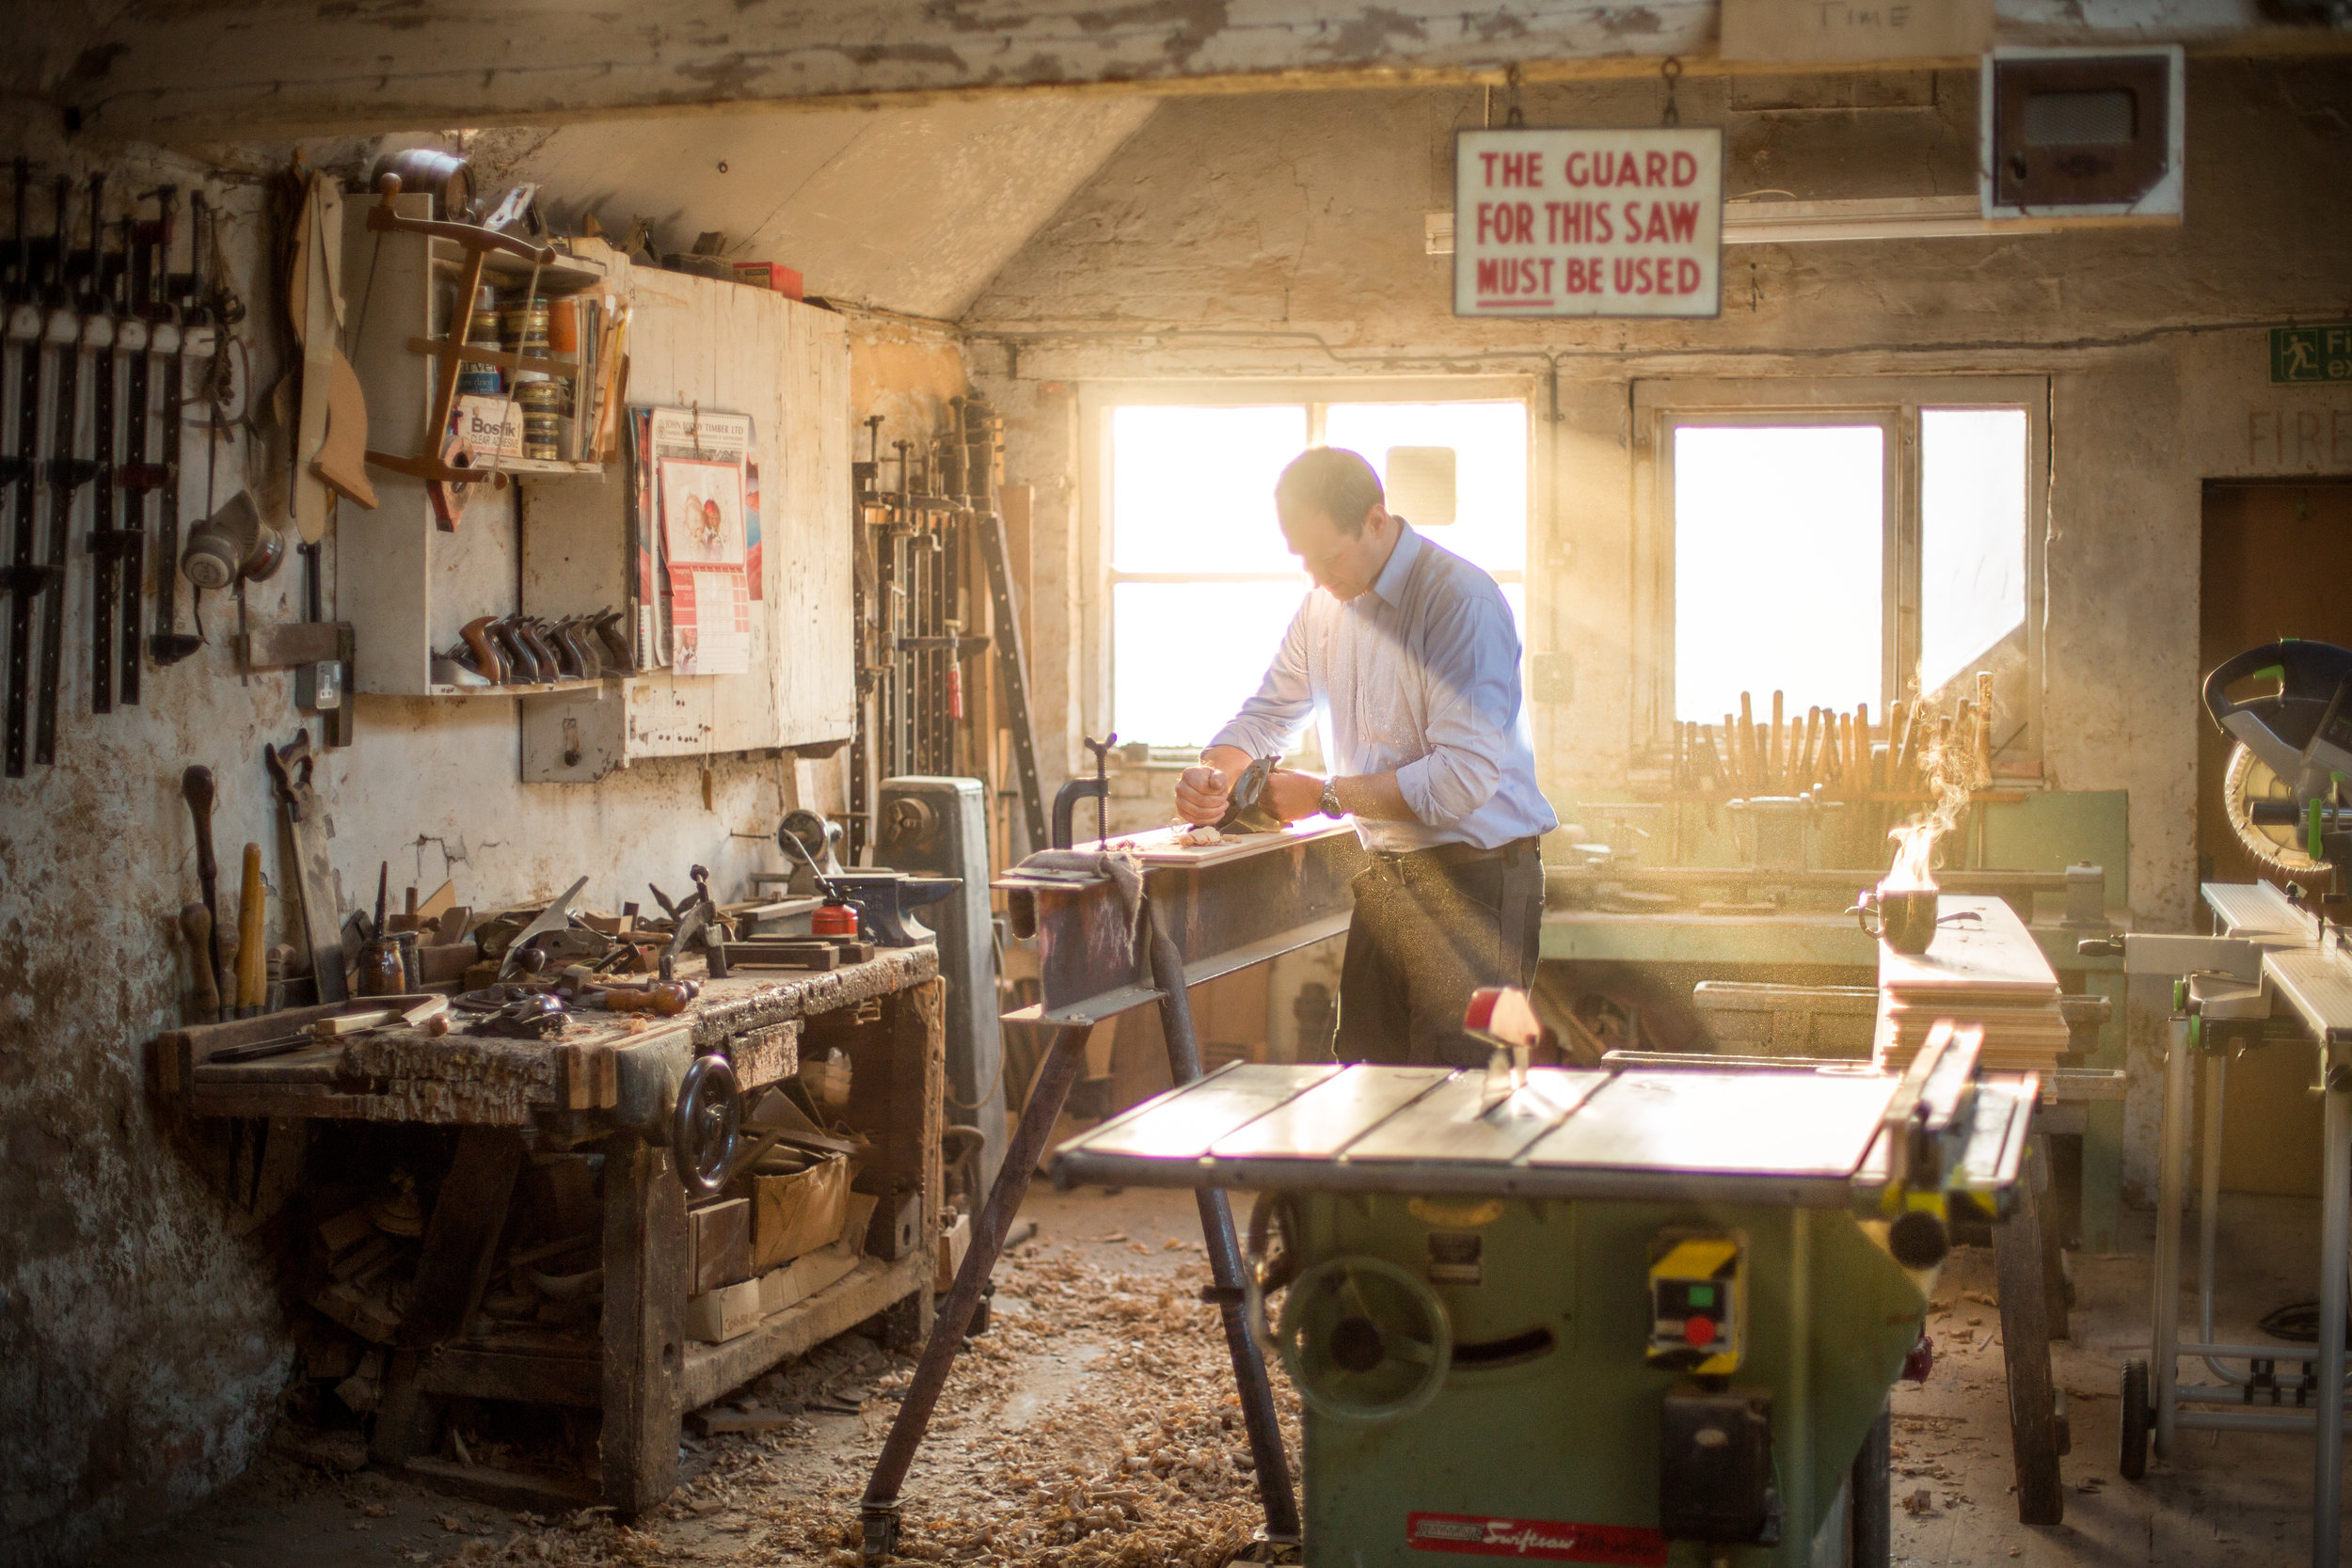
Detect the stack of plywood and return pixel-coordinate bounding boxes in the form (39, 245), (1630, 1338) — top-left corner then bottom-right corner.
(1874, 894), (2069, 1072)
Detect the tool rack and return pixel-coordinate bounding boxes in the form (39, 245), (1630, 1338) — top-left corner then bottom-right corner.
(152, 945), (944, 1514)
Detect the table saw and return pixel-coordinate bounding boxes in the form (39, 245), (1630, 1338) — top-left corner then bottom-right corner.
(1050, 1017), (2035, 1568)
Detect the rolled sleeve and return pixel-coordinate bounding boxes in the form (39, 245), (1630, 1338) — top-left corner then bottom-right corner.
(1207, 603), (1314, 758)
(1392, 595), (1520, 826)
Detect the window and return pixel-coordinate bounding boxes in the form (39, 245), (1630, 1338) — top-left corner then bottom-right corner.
(1100, 392), (1530, 747)
(1640, 378), (2044, 753)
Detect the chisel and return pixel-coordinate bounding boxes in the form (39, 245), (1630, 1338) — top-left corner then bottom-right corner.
(237, 842), (265, 1017)
(180, 903), (219, 1022)
(182, 766), (229, 1022)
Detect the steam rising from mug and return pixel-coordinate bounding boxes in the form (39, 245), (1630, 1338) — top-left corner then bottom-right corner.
(182, 491), (285, 591)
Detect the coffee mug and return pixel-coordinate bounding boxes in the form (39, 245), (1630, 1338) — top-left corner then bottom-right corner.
(1853, 885), (1940, 955)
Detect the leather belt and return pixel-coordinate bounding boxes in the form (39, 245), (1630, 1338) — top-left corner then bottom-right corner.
(1368, 835), (1542, 871)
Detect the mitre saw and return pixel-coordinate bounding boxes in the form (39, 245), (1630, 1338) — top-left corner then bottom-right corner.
(2204, 639), (2352, 884)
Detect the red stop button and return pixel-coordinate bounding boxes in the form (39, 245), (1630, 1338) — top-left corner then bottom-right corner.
(1683, 1315), (1717, 1349)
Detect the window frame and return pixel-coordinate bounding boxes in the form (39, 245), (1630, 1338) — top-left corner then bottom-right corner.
(1631, 375), (2049, 760)
(1081, 377), (1539, 751)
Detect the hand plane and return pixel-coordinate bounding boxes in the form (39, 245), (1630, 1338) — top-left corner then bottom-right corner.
(1216, 754), (1286, 835)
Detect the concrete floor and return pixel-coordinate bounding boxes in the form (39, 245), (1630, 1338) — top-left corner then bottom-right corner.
(88, 1187), (2352, 1567)
(1890, 1192), (2339, 1568)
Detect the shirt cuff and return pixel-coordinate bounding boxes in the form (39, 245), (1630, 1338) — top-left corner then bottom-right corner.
(1391, 756), (1443, 825)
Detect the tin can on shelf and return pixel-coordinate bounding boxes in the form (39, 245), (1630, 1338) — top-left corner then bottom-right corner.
(515, 380), (563, 461)
(500, 295), (550, 365)
(457, 284), (502, 396)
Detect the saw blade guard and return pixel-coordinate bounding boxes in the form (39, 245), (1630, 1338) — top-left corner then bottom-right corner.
(2203, 640), (2352, 801)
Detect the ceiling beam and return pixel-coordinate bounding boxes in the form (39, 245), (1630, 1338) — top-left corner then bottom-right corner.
(38, 0), (2349, 144)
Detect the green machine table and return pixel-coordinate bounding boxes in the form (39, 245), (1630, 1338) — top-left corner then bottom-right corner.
(1051, 1036), (2034, 1568)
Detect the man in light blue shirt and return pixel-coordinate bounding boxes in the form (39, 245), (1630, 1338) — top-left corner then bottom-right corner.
(1177, 447), (1556, 1066)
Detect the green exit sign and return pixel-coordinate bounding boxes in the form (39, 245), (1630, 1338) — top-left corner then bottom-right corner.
(2272, 325), (2352, 384)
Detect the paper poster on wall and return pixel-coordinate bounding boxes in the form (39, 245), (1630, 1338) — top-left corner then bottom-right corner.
(1454, 128), (1723, 319)
(659, 455), (752, 675)
(630, 405), (761, 673)
(743, 448), (764, 599)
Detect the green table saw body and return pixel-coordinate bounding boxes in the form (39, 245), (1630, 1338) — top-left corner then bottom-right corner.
(1289, 1192), (1924, 1567)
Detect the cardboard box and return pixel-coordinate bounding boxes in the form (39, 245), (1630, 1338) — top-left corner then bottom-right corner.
(751, 1153), (850, 1272)
(684, 1278), (763, 1344)
(757, 1233), (862, 1316)
(730, 261), (803, 299)
(690, 1196), (752, 1293)
(935, 1211), (971, 1292)
(756, 1192), (876, 1315)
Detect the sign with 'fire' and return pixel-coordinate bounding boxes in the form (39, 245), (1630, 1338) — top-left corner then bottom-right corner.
(1454, 128), (1724, 319)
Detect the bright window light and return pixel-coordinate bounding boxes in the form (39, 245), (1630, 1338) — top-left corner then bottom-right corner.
(1673, 424), (1883, 723)
(1322, 402), (1528, 573)
(1110, 405), (1307, 574)
(1113, 580), (1315, 748)
(1919, 408), (2028, 696)
(1109, 400), (1531, 746)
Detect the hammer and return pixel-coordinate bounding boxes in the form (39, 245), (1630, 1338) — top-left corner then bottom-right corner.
(181, 766), (229, 1021)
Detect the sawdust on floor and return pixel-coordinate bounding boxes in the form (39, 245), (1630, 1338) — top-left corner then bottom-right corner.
(149, 1190), (1301, 1568)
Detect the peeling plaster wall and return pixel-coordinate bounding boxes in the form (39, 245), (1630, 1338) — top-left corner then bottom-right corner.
(965, 61), (2352, 937)
(0, 125), (948, 1567)
(461, 98), (1158, 322)
(844, 307), (977, 465)
(29, 1), (2345, 144)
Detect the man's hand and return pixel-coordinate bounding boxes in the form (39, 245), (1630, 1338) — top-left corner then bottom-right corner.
(1175, 746), (1250, 825)
(1175, 768), (1229, 825)
(1266, 769), (1326, 822)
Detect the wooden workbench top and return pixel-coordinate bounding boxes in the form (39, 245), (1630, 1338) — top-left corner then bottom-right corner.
(156, 943), (938, 1127)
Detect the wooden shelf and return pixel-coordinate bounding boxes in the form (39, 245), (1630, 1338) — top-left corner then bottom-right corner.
(501, 456), (607, 478)
(424, 676), (613, 699)
(342, 193), (628, 699)
(430, 237), (609, 292)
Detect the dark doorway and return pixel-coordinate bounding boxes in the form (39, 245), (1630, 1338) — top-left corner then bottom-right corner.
(2197, 479), (2352, 1196)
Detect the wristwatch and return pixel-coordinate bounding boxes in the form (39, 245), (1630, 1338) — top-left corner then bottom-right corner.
(1319, 777), (1344, 819)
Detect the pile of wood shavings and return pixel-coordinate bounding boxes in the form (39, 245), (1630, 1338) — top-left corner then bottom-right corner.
(432, 1241), (1302, 1567)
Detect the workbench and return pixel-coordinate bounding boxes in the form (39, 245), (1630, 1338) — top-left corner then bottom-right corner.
(153, 945), (945, 1514)
(1540, 901), (2130, 1250)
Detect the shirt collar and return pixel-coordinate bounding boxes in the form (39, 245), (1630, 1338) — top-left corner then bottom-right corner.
(1366, 521), (1421, 610)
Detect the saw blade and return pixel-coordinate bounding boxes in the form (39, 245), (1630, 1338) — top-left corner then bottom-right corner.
(2223, 739), (2325, 877)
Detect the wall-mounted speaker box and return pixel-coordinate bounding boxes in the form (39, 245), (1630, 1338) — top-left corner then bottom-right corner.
(1979, 45), (2185, 224)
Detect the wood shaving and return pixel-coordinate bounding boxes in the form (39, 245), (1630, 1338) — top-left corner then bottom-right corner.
(375, 1240), (1301, 1567)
